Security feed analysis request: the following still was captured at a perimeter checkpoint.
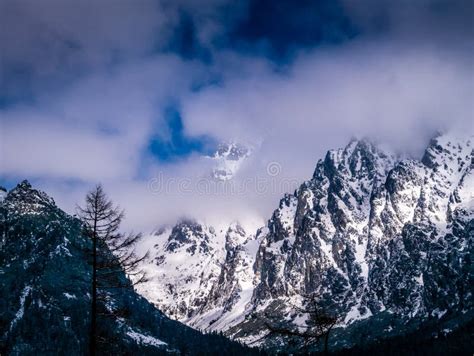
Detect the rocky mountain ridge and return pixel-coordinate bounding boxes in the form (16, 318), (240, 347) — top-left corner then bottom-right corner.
(135, 132), (473, 351)
(0, 181), (257, 355)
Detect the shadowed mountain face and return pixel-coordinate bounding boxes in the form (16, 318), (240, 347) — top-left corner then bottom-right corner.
(135, 132), (474, 352)
(0, 181), (258, 355)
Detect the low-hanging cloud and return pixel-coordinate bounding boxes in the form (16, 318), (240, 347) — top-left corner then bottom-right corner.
(1, 0), (472, 232)
(182, 42), (473, 172)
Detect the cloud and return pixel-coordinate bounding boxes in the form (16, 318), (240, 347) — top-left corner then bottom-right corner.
(182, 42), (472, 171)
(1, 0), (473, 232)
(2, 119), (134, 181)
(0, 0), (167, 103)
(1, 53), (207, 182)
(342, 0), (473, 42)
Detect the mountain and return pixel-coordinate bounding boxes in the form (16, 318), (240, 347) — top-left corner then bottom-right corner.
(189, 223), (262, 332)
(134, 221), (262, 333)
(5, 132), (470, 354)
(209, 142), (251, 181)
(135, 221), (226, 322)
(231, 133), (473, 350)
(0, 181), (258, 355)
(136, 132), (474, 353)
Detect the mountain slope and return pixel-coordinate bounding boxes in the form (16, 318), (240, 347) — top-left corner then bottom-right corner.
(135, 221), (226, 322)
(135, 221), (262, 333)
(136, 132), (473, 352)
(0, 181), (258, 355)
(232, 133), (474, 350)
(187, 223), (262, 331)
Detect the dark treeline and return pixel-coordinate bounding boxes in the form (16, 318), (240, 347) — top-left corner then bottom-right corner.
(331, 319), (474, 356)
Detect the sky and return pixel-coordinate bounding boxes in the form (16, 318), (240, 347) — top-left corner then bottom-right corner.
(1, 0), (473, 232)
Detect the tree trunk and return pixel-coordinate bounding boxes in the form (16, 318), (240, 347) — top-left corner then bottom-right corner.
(324, 325), (334, 356)
(78, 185), (147, 354)
(89, 216), (98, 356)
(324, 333), (328, 355)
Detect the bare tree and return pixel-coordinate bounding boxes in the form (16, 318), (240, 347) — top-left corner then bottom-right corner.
(258, 293), (338, 355)
(77, 184), (148, 356)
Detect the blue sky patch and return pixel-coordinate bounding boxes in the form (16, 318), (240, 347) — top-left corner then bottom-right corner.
(147, 107), (217, 162)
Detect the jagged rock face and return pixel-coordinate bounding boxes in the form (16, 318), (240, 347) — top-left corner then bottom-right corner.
(165, 220), (214, 255)
(187, 223), (262, 331)
(230, 133), (473, 344)
(134, 132), (473, 350)
(136, 221), (263, 332)
(1, 180), (56, 216)
(0, 182), (92, 354)
(0, 182), (256, 355)
(252, 140), (395, 318)
(209, 142), (251, 181)
(135, 221), (227, 322)
(365, 134), (474, 317)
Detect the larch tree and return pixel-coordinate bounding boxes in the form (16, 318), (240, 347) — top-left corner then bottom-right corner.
(77, 184), (148, 355)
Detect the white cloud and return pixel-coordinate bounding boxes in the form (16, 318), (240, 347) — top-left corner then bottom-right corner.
(1, 0), (473, 232)
(1, 54), (204, 181)
(182, 41), (474, 174)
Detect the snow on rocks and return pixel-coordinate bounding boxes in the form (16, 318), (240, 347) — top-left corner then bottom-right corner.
(134, 132), (473, 344)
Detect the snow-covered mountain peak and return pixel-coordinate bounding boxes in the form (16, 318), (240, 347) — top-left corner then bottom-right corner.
(209, 142), (251, 181)
(422, 133), (472, 171)
(319, 138), (395, 182)
(225, 222), (248, 250)
(413, 132), (473, 226)
(165, 219), (217, 255)
(134, 220), (226, 321)
(3, 180), (56, 215)
(134, 132), (473, 351)
(215, 142), (250, 160)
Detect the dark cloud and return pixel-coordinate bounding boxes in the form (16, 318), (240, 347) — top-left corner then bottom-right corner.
(1, 0), (471, 102)
(0, 0), (167, 105)
(343, 0), (473, 38)
(228, 0), (356, 59)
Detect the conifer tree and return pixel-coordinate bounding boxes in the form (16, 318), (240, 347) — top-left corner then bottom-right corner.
(77, 185), (148, 355)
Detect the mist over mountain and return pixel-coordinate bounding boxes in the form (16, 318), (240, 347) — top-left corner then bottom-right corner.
(134, 131), (474, 353)
(2, 131), (472, 354)
(1, 0), (473, 233)
(1, 0), (473, 354)
(0, 181), (258, 355)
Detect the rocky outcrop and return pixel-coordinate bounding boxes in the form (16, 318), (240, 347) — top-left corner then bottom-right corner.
(230, 133), (473, 347)
(135, 221), (226, 321)
(209, 142), (251, 181)
(135, 132), (473, 350)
